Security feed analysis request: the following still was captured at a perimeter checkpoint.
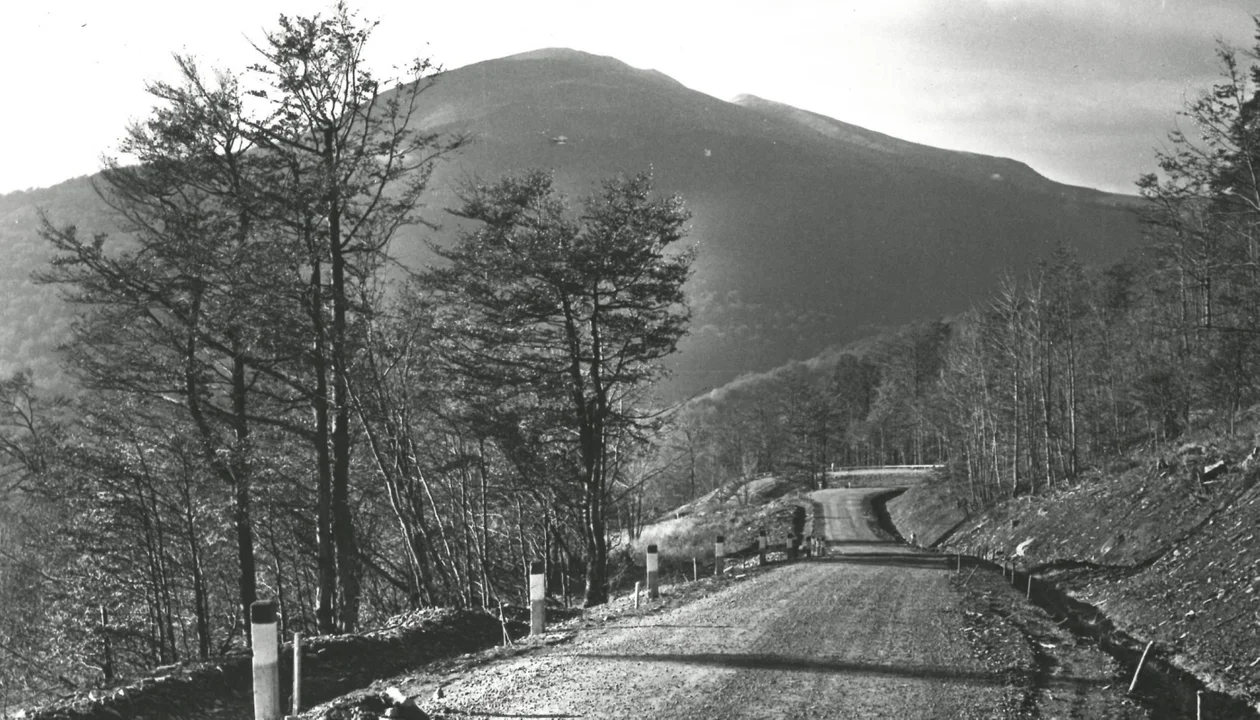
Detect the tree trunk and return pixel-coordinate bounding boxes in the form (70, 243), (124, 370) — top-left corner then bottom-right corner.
(309, 255), (337, 635)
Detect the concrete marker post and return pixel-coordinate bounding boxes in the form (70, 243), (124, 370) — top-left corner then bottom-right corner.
(529, 560), (545, 636)
(250, 599), (280, 720)
(291, 632), (302, 716)
(715, 535), (725, 575)
(692, 557), (698, 582)
(634, 581), (641, 608)
(758, 529), (768, 566)
(646, 544), (660, 599)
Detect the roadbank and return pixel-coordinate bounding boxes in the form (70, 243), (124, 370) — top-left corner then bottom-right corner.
(887, 462), (1260, 717)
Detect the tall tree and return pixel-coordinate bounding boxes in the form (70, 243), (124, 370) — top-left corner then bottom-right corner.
(246, 2), (466, 632)
(428, 170), (692, 606)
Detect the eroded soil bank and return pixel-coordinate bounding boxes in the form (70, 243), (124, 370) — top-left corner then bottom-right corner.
(887, 449), (1260, 716)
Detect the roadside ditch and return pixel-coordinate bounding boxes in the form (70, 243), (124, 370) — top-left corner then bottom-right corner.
(878, 483), (1260, 718)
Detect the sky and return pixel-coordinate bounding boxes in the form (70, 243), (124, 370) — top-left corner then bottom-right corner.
(1, 0), (1256, 196)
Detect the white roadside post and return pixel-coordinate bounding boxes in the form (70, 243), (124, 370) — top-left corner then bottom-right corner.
(251, 600), (280, 720)
(758, 529), (768, 566)
(530, 560), (546, 636)
(715, 535), (725, 575)
(646, 544), (661, 599)
(290, 632), (302, 717)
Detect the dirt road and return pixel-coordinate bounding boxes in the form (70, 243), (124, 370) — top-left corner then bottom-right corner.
(423, 488), (1031, 718)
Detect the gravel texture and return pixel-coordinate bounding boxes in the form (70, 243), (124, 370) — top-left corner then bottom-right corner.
(417, 488), (1024, 718)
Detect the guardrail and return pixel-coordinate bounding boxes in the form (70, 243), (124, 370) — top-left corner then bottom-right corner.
(828, 464), (944, 472)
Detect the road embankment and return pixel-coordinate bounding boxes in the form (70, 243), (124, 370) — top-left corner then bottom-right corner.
(886, 466), (1260, 717)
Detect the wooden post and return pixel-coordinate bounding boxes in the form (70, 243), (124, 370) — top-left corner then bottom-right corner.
(251, 600), (280, 720)
(529, 560), (545, 636)
(646, 544), (660, 599)
(715, 535), (725, 575)
(291, 632), (302, 716)
(758, 529), (768, 565)
(1129, 640), (1154, 694)
(1026, 572), (1032, 599)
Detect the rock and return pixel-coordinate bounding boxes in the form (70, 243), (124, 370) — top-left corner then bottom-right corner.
(1015, 538), (1034, 557)
(1177, 443), (1205, 457)
(383, 704), (429, 720)
(383, 687), (408, 705)
(1202, 460), (1228, 481)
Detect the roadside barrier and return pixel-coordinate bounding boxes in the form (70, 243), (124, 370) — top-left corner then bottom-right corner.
(251, 599), (280, 720)
(290, 632), (302, 717)
(646, 544), (660, 598)
(530, 561), (545, 635)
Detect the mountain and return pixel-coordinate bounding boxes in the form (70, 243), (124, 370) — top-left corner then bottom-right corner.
(0, 48), (1143, 397)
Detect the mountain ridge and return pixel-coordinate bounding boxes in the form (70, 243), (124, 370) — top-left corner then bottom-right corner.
(0, 47), (1143, 398)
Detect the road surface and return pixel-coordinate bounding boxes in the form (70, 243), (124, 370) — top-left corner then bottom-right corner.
(421, 486), (1032, 718)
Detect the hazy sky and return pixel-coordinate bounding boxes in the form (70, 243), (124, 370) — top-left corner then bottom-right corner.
(1, 0), (1255, 195)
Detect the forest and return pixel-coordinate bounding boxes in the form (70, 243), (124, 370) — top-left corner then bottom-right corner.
(0, 4), (691, 704)
(4, 5), (1260, 711)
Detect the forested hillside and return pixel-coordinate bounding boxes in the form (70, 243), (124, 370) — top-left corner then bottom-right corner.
(645, 40), (1260, 523)
(0, 7), (690, 709)
(3, 3), (1229, 715)
(0, 44), (1143, 401)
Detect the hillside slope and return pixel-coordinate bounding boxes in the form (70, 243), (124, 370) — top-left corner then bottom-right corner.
(0, 48), (1142, 396)
(889, 438), (1260, 711)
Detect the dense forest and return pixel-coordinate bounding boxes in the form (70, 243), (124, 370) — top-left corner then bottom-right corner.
(4, 6), (1260, 713)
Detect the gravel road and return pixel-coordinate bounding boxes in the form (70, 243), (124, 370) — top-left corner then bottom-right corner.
(423, 487), (1026, 718)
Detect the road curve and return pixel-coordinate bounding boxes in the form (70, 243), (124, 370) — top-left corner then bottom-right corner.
(422, 487), (1025, 719)
(810, 487), (893, 543)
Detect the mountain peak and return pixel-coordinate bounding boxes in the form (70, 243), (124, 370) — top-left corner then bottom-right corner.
(472, 48), (684, 89)
(499, 47), (611, 63)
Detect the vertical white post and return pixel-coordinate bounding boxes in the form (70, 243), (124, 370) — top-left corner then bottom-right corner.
(758, 529), (768, 565)
(634, 581), (641, 608)
(291, 632), (302, 716)
(529, 560), (545, 636)
(251, 600), (280, 720)
(692, 557), (698, 582)
(646, 544), (660, 599)
(715, 535), (725, 575)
